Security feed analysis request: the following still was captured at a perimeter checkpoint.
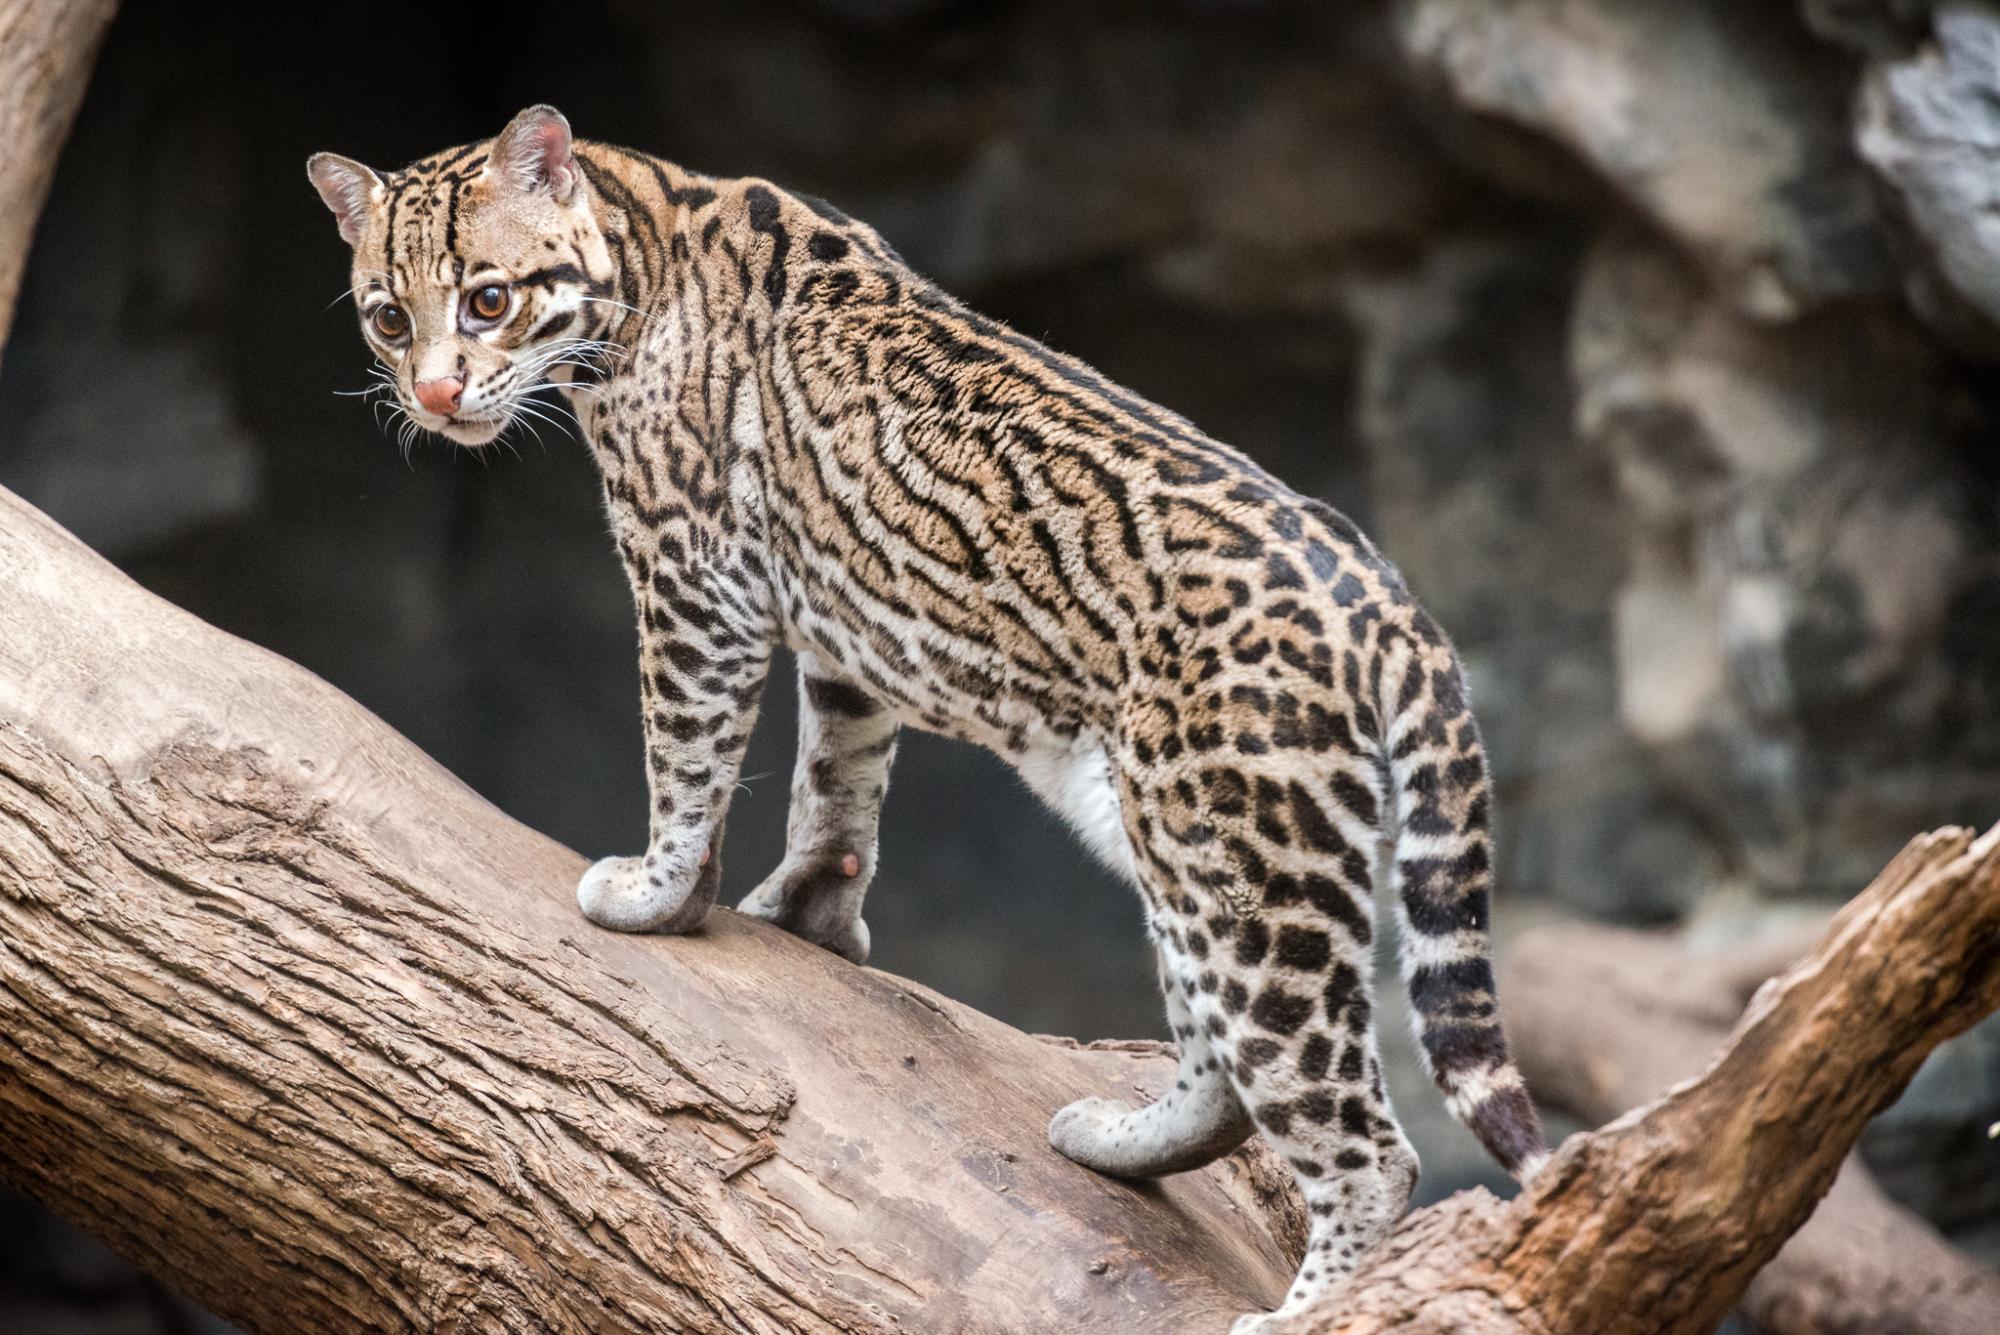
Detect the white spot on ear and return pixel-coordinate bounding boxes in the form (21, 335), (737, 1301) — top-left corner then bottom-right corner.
(488, 104), (578, 205)
(306, 153), (383, 247)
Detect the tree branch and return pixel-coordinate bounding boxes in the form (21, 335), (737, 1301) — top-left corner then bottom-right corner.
(0, 0), (119, 361)
(1504, 918), (2000, 1335)
(8, 473), (1998, 1333)
(1268, 825), (2000, 1334)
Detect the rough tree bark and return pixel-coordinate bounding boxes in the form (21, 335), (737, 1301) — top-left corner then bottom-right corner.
(0, 482), (1307, 1331)
(0, 0), (119, 361)
(1505, 919), (2000, 1335)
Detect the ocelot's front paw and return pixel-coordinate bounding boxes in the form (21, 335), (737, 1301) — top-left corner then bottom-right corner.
(737, 855), (871, 963)
(576, 846), (719, 935)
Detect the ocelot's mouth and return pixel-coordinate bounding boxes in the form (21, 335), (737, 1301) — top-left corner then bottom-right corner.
(438, 413), (506, 447)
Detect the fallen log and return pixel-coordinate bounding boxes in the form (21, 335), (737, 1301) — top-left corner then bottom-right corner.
(7, 478), (2000, 1334)
(0, 482), (1305, 1331)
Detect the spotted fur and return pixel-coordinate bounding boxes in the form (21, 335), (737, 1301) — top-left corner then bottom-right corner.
(310, 106), (1547, 1329)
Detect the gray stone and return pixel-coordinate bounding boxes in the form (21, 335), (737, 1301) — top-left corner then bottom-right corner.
(1400, 0), (1893, 318)
(804, 0), (976, 26)
(1145, 68), (1461, 313)
(1858, 3), (2000, 352)
(0, 1302), (168, 1335)
(1801, 0), (1936, 55)
(0, 341), (258, 557)
(0, 24), (259, 557)
(1948, 1214), (2000, 1272)
(1571, 227), (2000, 899)
(628, 3), (1461, 300)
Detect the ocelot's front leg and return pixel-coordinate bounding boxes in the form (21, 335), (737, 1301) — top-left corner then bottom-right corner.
(737, 652), (897, 963)
(578, 550), (773, 935)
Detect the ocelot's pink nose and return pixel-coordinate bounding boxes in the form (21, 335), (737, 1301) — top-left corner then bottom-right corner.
(413, 375), (465, 417)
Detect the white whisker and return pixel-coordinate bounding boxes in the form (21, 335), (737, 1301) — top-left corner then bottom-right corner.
(529, 389), (593, 437)
(324, 272), (390, 312)
(508, 397), (575, 445)
(580, 294), (649, 321)
(503, 415), (543, 456)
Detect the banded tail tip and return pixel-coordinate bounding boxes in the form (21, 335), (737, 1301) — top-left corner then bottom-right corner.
(1464, 1080), (1547, 1180)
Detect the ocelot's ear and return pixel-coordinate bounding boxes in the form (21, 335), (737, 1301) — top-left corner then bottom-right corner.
(306, 153), (384, 247)
(488, 105), (579, 205)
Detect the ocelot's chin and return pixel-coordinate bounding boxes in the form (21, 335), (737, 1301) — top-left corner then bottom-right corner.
(439, 416), (506, 447)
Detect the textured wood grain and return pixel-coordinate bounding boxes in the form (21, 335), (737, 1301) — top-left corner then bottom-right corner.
(0, 482), (1305, 1332)
(0, 0), (119, 360)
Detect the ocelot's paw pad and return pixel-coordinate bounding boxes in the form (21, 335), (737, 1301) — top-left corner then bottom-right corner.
(737, 885), (871, 964)
(815, 916), (870, 965)
(737, 856), (872, 963)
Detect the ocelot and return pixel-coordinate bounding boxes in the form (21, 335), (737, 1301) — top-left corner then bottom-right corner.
(310, 105), (1546, 1330)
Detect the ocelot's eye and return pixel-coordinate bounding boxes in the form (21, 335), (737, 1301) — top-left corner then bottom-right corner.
(370, 303), (409, 341)
(467, 284), (510, 323)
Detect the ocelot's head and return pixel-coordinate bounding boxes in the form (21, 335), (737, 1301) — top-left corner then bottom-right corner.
(308, 105), (614, 447)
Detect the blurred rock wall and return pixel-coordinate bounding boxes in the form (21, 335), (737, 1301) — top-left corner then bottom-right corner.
(600, 0), (2000, 922)
(2, 0), (1998, 1323)
(13, 0), (1997, 953)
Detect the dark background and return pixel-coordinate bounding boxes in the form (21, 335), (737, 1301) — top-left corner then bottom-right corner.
(2, 0), (1998, 1329)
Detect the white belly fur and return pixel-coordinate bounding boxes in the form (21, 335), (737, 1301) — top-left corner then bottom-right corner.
(1014, 733), (1139, 888)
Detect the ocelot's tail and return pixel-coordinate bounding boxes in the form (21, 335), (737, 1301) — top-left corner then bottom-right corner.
(1380, 641), (1548, 1180)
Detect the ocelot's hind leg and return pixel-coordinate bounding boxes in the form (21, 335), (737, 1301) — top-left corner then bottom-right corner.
(1109, 704), (1418, 1331)
(1049, 931), (1254, 1176)
(737, 652), (897, 963)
